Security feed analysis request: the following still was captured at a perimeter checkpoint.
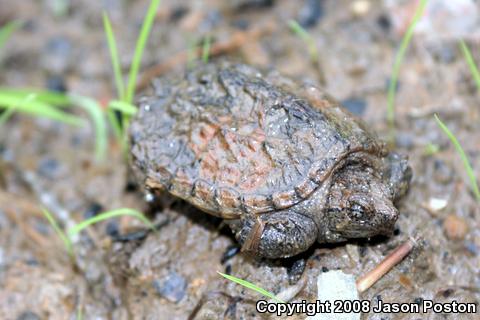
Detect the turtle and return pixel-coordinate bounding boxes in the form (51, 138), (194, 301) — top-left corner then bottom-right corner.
(129, 61), (412, 259)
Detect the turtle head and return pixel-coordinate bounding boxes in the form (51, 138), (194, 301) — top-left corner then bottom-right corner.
(326, 164), (398, 240)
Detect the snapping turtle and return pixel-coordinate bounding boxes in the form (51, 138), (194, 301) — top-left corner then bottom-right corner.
(129, 61), (411, 258)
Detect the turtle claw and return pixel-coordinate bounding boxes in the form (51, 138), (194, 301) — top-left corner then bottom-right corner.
(241, 216), (265, 253)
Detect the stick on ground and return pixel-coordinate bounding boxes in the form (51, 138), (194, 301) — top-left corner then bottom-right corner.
(356, 237), (416, 293)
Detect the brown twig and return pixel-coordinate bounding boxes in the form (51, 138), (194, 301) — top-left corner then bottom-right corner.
(136, 23), (275, 92)
(356, 237), (416, 293)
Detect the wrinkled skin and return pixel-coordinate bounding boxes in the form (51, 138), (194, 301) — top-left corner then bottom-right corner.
(130, 61), (412, 258)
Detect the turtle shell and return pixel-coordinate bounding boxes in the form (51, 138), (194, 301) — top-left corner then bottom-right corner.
(129, 62), (385, 218)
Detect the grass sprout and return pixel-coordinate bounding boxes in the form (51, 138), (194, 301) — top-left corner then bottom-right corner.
(217, 272), (285, 303)
(387, 0), (428, 134)
(0, 20), (22, 53)
(288, 20), (318, 64)
(0, 88), (109, 161)
(103, 0), (161, 150)
(0, 89), (85, 126)
(41, 208), (74, 258)
(108, 100), (137, 116)
(201, 34), (212, 64)
(103, 12), (125, 101)
(434, 114), (480, 201)
(459, 40), (480, 91)
(125, 0), (162, 104)
(68, 208), (155, 238)
(69, 95), (108, 161)
(0, 92), (36, 125)
(0, 87), (71, 105)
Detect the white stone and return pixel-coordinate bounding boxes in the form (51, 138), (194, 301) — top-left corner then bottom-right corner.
(428, 197), (448, 212)
(307, 270), (360, 320)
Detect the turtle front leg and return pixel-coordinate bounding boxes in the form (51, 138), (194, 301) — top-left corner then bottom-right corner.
(228, 210), (319, 259)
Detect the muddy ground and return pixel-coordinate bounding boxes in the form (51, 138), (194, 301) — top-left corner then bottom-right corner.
(0, 0), (479, 319)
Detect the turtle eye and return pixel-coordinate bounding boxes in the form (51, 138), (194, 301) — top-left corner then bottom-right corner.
(349, 203), (365, 220)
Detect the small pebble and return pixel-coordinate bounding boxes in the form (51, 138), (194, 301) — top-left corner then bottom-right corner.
(46, 75), (67, 92)
(376, 14), (391, 32)
(443, 214), (468, 240)
(351, 0), (371, 17)
(427, 42), (456, 64)
(145, 192), (155, 202)
(16, 311), (41, 320)
(84, 202), (103, 219)
(298, 0), (324, 28)
(43, 37), (72, 73)
(169, 6), (189, 22)
(37, 158), (59, 179)
(427, 197), (448, 212)
(341, 98), (367, 117)
(221, 245), (240, 264)
(153, 272), (187, 303)
(308, 270), (360, 320)
(201, 9), (222, 30)
(395, 133), (414, 149)
(231, 19), (249, 30)
(106, 221), (120, 238)
(464, 241), (479, 255)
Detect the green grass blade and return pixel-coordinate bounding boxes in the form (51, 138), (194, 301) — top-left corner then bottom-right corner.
(201, 34), (211, 64)
(0, 92), (36, 126)
(0, 91), (84, 126)
(387, 0), (428, 132)
(459, 40), (480, 91)
(69, 95), (108, 161)
(67, 208), (156, 237)
(217, 272), (285, 303)
(0, 87), (71, 106)
(125, 0), (162, 104)
(0, 20), (22, 52)
(103, 12), (125, 100)
(434, 114), (480, 201)
(107, 100), (137, 152)
(288, 19), (318, 63)
(106, 109), (123, 145)
(41, 208), (74, 258)
(108, 100), (137, 116)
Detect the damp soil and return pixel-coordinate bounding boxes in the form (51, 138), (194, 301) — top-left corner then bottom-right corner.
(0, 0), (479, 319)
